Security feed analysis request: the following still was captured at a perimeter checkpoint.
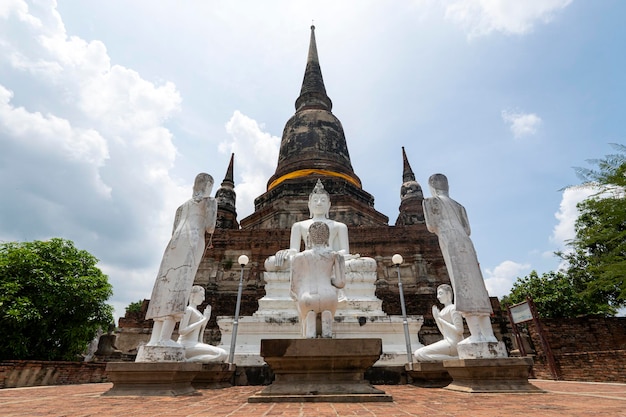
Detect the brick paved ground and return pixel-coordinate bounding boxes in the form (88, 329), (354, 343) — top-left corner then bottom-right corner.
(0, 380), (624, 417)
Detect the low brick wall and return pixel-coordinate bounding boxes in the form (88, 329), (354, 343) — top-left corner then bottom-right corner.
(526, 317), (626, 382)
(532, 350), (626, 382)
(0, 361), (108, 389)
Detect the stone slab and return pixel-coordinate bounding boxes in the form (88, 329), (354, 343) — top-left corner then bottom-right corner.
(405, 362), (452, 388)
(443, 357), (544, 393)
(192, 363), (234, 389)
(103, 362), (202, 396)
(249, 338), (392, 402)
(248, 393), (393, 403)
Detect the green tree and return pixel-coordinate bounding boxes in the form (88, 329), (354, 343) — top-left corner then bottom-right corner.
(567, 143), (626, 310)
(500, 270), (610, 318)
(502, 144), (625, 318)
(0, 238), (114, 360)
(125, 300), (144, 314)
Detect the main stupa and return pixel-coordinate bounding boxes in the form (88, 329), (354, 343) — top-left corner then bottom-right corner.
(241, 26), (388, 230)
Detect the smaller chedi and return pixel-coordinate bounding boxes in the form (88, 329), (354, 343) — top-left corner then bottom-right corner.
(290, 222), (346, 338)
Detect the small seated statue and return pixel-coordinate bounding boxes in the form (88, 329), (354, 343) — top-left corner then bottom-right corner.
(414, 284), (464, 361)
(177, 285), (228, 363)
(290, 222), (346, 338)
(95, 324), (123, 358)
(265, 179), (355, 271)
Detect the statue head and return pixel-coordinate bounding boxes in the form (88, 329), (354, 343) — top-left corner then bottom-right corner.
(428, 173), (449, 197)
(307, 221), (330, 247)
(308, 179), (331, 218)
(436, 284), (454, 305)
(189, 285), (206, 305)
(193, 173), (214, 200)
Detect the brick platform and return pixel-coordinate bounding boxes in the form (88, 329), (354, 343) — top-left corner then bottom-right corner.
(0, 380), (625, 416)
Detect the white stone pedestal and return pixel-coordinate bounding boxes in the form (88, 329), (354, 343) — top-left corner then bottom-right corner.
(218, 257), (424, 366)
(135, 345), (185, 362)
(457, 341), (508, 360)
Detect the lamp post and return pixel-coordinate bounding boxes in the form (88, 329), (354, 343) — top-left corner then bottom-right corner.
(228, 254), (249, 368)
(393, 254), (413, 364)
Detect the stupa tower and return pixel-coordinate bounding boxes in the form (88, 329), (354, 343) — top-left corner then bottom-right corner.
(215, 153), (239, 230)
(395, 147), (425, 226)
(240, 25), (388, 230)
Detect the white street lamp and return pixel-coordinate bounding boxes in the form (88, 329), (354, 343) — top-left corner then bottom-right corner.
(228, 255), (249, 368)
(393, 254), (413, 364)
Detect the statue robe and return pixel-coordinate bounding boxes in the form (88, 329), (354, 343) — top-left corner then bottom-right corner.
(146, 197), (217, 320)
(423, 196), (492, 314)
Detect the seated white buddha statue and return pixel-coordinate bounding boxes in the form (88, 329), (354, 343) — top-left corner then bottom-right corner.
(265, 179), (356, 271)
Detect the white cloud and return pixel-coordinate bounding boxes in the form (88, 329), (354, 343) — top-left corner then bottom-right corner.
(484, 260), (531, 297)
(501, 110), (542, 138)
(0, 0), (40, 26)
(220, 110), (281, 219)
(0, 84), (111, 196)
(0, 1), (187, 320)
(550, 187), (595, 247)
(445, 0), (572, 39)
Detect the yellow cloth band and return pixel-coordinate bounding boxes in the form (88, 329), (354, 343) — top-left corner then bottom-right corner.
(268, 169), (361, 190)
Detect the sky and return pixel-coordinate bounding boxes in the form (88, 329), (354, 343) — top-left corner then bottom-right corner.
(1, 1), (624, 321)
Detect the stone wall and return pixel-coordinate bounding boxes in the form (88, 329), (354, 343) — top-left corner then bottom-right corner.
(524, 316), (626, 382)
(0, 361), (108, 388)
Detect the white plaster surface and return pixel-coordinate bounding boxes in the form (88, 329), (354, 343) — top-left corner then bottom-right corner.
(135, 345), (185, 362)
(456, 341), (508, 360)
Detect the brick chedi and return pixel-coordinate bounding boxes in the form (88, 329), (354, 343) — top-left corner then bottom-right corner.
(395, 146), (425, 226)
(118, 26), (462, 354)
(240, 25), (388, 230)
(215, 153), (239, 230)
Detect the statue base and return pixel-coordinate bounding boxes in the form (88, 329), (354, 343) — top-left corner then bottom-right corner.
(135, 345), (185, 362)
(103, 362), (202, 396)
(457, 341), (508, 360)
(248, 338), (392, 403)
(443, 357), (544, 393)
(192, 363), (235, 389)
(405, 362), (452, 388)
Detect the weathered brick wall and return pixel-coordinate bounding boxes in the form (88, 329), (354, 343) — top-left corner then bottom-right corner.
(525, 317), (626, 382)
(0, 361), (108, 388)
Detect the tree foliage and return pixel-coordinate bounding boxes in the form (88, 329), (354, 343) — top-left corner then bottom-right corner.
(502, 144), (625, 318)
(0, 238), (113, 360)
(568, 143), (626, 310)
(125, 300), (144, 314)
(501, 270), (614, 318)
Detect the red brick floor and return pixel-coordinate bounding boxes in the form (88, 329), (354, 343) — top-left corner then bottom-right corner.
(0, 380), (625, 417)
